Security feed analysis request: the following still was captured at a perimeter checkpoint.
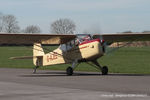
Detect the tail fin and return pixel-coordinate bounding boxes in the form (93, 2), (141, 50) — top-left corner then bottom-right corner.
(33, 43), (45, 66)
(33, 43), (45, 56)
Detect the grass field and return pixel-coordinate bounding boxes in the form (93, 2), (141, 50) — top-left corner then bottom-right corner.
(0, 46), (150, 74)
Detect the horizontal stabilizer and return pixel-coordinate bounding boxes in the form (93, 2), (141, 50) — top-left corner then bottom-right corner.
(9, 56), (42, 60)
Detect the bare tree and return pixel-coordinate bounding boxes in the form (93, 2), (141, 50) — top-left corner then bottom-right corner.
(2, 14), (20, 33)
(0, 13), (3, 32)
(23, 25), (41, 33)
(51, 18), (76, 34)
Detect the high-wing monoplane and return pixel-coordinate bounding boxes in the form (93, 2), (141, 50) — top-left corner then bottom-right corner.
(0, 33), (150, 75)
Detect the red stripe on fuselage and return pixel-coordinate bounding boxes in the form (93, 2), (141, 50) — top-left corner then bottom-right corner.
(79, 46), (89, 49)
(79, 39), (100, 46)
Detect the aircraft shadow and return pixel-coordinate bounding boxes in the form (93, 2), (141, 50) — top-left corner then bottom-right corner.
(20, 71), (101, 77)
(20, 71), (150, 77)
(108, 73), (150, 76)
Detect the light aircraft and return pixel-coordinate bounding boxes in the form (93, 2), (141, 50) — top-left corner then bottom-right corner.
(0, 33), (150, 75)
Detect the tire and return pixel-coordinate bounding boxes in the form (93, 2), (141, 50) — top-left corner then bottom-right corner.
(102, 66), (108, 75)
(66, 67), (73, 76)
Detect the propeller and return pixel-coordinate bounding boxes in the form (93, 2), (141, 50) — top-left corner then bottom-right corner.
(99, 34), (106, 53)
(94, 34), (122, 55)
(97, 34), (140, 55)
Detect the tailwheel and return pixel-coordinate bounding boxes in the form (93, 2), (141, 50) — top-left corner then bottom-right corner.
(33, 66), (39, 74)
(102, 66), (108, 75)
(66, 67), (73, 76)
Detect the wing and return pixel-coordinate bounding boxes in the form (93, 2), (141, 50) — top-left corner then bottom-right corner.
(0, 33), (76, 45)
(93, 32), (150, 43)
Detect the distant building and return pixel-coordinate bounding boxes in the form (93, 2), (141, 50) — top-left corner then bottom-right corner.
(122, 31), (132, 33)
(143, 31), (150, 33)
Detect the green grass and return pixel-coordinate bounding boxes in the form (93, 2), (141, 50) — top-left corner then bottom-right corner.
(0, 46), (150, 74)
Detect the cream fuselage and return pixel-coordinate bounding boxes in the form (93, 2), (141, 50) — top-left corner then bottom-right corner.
(34, 39), (104, 66)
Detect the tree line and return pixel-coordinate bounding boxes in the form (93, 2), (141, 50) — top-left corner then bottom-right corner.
(0, 13), (76, 34)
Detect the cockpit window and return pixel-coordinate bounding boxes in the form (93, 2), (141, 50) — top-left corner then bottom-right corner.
(59, 34), (92, 51)
(75, 34), (92, 45)
(59, 40), (75, 52)
(59, 44), (67, 51)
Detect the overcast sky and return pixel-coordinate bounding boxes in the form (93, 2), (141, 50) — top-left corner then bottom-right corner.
(0, 0), (150, 33)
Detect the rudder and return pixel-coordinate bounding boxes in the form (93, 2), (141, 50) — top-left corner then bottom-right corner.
(33, 43), (45, 66)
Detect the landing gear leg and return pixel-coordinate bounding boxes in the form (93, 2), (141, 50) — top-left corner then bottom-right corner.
(33, 66), (39, 74)
(66, 60), (78, 76)
(92, 60), (108, 75)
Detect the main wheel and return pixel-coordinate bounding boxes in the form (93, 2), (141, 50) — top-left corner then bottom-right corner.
(66, 67), (73, 76)
(102, 66), (108, 75)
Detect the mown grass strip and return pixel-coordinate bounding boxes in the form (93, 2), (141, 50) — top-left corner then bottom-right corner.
(0, 46), (150, 74)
